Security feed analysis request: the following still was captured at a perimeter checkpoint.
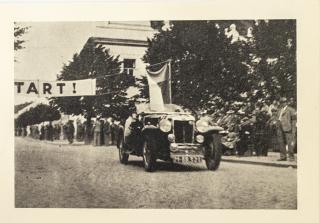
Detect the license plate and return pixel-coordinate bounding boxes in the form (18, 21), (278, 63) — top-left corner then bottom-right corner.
(173, 156), (202, 163)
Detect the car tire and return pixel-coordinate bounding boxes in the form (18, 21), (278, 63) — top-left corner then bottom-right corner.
(118, 136), (129, 164)
(205, 133), (222, 171)
(142, 137), (157, 172)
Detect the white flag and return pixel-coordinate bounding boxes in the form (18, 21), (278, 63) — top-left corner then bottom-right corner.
(146, 62), (171, 111)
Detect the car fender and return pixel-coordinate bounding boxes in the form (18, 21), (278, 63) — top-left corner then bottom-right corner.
(207, 126), (224, 132)
(203, 131), (222, 147)
(200, 126), (224, 135)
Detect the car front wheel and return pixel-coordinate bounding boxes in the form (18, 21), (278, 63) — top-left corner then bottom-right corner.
(205, 134), (222, 171)
(142, 137), (157, 172)
(118, 137), (129, 164)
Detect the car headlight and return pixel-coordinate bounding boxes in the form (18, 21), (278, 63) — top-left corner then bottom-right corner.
(168, 134), (175, 142)
(196, 135), (204, 143)
(159, 119), (172, 132)
(196, 119), (209, 133)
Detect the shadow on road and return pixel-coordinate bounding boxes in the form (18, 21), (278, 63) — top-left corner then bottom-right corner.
(126, 160), (206, 172)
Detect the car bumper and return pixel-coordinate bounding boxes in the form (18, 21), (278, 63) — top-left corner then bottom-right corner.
(169, 143), (205, 162)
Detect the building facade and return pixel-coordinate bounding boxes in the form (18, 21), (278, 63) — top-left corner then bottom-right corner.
(81, 21), (156, 97)
(84, 22), (155, 75)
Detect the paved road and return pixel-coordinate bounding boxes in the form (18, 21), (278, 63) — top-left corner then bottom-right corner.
(15, 137), (297, 209)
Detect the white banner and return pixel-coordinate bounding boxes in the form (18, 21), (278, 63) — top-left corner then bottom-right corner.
(14, 79), (96, 97)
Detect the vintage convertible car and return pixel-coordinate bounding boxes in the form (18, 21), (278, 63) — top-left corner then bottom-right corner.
(117, 104), (224, 172)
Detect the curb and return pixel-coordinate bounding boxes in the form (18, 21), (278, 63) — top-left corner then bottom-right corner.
(221, 158), (297, 168)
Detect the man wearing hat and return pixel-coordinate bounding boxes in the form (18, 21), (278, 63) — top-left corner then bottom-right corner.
(278, 97), (297, 161)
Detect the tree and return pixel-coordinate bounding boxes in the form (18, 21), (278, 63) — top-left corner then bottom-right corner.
(142, 20), (254, 112)
(15, 104), (61, 127)
(51, 43), (135, 123)
(14, 23), (29, 51)
(150, 21), (165, 31)
(141, 20), (296, 113)
(251, 20), (296, 101)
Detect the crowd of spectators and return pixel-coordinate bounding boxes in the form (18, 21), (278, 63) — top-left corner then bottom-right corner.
(16, 122), (69, 142)
(202, 96), (297, 161)
(87, 117), (121, 146)
(15, 117), (122, 147)
(15, 96), (297, 161)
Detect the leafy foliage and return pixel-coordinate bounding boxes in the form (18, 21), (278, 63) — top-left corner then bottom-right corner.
(16, 104), (61, 127)
(51, 43), (135, 120)
(14, 23), (29, 51)
(150, 21), (165, 31)
(142, 20), (296, 112)
(252, 20), (296, 100)
(143, 21), (252, 111)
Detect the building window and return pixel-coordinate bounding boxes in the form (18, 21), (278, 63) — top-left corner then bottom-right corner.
(123, 59), (136, 75)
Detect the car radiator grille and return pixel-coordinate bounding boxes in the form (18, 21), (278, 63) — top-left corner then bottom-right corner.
(174, 121), (194, 143)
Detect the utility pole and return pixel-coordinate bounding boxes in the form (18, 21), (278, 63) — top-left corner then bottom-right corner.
(168, 59), (172, 104)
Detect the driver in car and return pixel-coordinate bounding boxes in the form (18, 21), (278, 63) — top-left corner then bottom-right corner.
(123, 110), (144, 148)
(124, 111), (138, 140)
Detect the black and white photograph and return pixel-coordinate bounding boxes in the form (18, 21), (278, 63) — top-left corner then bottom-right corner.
(0, 0), (319, 222)
(13, 20), (299, 209)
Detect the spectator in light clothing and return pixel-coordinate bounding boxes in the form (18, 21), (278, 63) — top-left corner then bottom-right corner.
(93, 117), (102, 146)
(278, 97), (297, 161)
